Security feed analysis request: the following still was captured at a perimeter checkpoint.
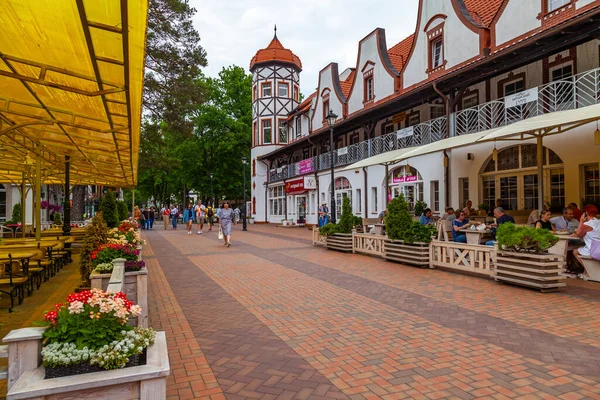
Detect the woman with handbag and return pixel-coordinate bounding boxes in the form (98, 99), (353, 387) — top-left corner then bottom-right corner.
(219, 202), (234, 247)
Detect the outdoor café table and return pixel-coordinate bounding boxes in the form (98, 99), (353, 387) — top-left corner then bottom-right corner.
(461, 226), (493, 245)
(548, 233), (584, 262)
(0, 251), (38, 276)
(469, 216), (489, 223)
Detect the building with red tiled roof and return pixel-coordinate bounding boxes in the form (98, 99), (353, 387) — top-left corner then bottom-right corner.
(463, 0), (505, 27)
(249, 28), (302, 71)
(387, 34), (415, 71)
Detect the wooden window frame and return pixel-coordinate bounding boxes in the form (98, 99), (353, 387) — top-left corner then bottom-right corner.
(406, 110), (420, 127)
(253, 121), (257, 146)
(261, 81), (272, 98)
(543, 48), (577, 84)
(322, 99), (330, 124)
(278, 118), (288, 144)
(497, 72), (526, 98)
(294, 84), (299, 102)
(363, 70), (375, 105)
(460, 88), (480, 110)
(426, 22), (446, 75)
(278, 82), (290, 98)
(261, 118), (272, 144)
(540, 0), (576, 17)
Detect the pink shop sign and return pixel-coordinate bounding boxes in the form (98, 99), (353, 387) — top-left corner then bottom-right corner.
(392, 175), (418, 184)
(298, 159), (313, 175)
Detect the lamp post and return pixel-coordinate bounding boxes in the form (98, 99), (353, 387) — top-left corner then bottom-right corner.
(326, 110), (338, 224)
(209, 172), (214, 206)
(242, 157), (248, 231)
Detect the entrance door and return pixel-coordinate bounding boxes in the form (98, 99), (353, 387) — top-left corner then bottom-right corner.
(335, 191), (351, 221)
(297, 196), (307, 223)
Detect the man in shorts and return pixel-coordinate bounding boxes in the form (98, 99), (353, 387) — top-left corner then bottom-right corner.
(206, 203), (215, 231)
(195, 200), (206, 234)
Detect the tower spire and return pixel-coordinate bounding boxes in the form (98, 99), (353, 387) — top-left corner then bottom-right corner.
(274, 24), (277, 40)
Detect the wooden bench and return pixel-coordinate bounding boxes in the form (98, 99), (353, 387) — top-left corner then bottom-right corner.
(580, 256), (600, 282)
(361, 218), (380, 234)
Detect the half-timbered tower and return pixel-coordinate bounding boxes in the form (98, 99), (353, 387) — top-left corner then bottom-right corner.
(250, 27), (302, 222)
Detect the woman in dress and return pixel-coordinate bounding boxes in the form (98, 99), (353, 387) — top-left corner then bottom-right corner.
(220, 202), (234, 247)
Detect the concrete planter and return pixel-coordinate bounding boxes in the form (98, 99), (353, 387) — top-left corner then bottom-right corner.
(384, 239), (430, 268)
(495, 250), (566, 292)
(5, 330), (169, 400)
(326, 233), (353, 253)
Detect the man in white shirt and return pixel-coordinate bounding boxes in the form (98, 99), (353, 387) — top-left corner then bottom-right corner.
(574, 206), (600, 278)
(195, 200), (206, 234)
(551, 207), (579, 233)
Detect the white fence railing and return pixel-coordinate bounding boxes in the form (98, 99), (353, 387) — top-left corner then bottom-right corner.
(312, 227), (326, 246)
(352, 233), (386, 258)
(430, 240), (495, 276)
(270, 67), (600, 182)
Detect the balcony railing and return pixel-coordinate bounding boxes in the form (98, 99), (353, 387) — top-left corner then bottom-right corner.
(269, 67), (600, 182)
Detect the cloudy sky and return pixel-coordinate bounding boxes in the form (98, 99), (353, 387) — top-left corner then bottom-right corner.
(191, 0), (419, 95)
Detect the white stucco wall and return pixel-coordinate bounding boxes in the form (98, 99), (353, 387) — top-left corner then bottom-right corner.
(251, 145), (284, 223)
(347, 32), (396, 115)
(495, 0), (541, 47)
(312, 66), (345, 132)
(403, 0), (480, 88)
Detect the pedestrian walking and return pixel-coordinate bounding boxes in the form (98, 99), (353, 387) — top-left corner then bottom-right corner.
(217, 204), (223, 224)
(206, 203), (215, 231)
(220, 202), (234, 247)
(234, 207), (240, 225)
(142, 207), (150, 230)
(195, 200), (206, 234)
(134, 206), (141, 226)
(161, 205), (170, 230)
(183, 203), (194, 235)
(170, 205), (178, 230)
(149, 207), (155, 230)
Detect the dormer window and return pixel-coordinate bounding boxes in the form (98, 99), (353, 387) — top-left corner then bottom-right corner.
(322, 99), (330, 122)
(431, 39), (443, 68)
(366, 77), (374, 101)
(548, 0), (570, 11)
(261, 82), (272, 97)
(362, 64), (375, 104)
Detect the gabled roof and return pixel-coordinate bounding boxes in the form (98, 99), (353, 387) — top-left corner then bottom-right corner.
(387, 34), (415, 71)
(463, 0), (505, 27)
(339, 69), (356, 98)
(249, 30), (302, 71)
(298, 91), (316, 112)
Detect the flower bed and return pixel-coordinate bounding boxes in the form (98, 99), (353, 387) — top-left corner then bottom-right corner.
(91, 243), (140, 266)
(94, 260), (146, 274)
(107, 221), (145, 246)
(40, 288), (155, 378)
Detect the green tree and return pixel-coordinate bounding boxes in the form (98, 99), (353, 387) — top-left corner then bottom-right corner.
(117, 201), (129, 221)
(386, 195), (413, 241)
(99, 191), (119, 228)
(7, 202), (22, 225)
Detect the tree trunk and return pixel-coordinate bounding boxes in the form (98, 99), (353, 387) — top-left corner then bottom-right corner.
(71, 185), (86, 221)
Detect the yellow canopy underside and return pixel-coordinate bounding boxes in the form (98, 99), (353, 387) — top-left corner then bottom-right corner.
(0, 0), (148, 186)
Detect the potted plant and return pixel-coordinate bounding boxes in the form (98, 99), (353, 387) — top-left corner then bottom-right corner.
(320, 197), (357, 252)
(281, 219), (288, 226)
(40, 288), (155, 378)
(413, 200), (427, 219)
(494, 223), (565, 292)
(385, 194), (436, 267)
(478, 203), (490, 216)
(247, 216), (255, 224)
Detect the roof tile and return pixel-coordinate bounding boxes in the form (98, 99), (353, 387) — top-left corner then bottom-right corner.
(250, 35), (302, 70)
(387, 34), (415, 71)
(463, 0), (505, 27)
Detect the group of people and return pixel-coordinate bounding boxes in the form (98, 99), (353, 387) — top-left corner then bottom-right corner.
(135, 201), (243, 248)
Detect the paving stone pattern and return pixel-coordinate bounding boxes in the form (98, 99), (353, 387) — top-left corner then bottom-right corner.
(146, 224), (600, 399)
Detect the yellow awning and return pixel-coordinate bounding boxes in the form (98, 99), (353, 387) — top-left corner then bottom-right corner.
(0, 0), (148, 186)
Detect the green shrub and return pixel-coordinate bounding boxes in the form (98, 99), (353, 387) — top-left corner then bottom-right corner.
(413, 200), (427, 217)
(386, 195), (435, 243)
(385, 195), (413, 241)
(117, 201), (129, 222)
(7, 202), (22, 224)
(53, 211), (63, 226)
(318, 197), (360, 236)
(99, 191), (119, 228)
(496, 223), (558, 253)
(80, 212), (108, 286)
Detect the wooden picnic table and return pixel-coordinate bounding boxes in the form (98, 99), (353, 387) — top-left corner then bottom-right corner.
(0, 251), (39, 275)
(0, 241), (60, 250)
(374, 223), (386, 235)
(548, 233), (584, 264)
(459, 225), (493, 245)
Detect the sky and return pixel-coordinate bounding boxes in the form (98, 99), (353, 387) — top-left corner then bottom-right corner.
(191, 0), (419, 96)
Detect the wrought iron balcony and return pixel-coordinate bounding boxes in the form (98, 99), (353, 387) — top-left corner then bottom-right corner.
(269, 67), (600, 183)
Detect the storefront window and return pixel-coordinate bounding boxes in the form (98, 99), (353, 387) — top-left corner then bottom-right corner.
(582, 164), (600, 205)
(390, 165), (423, 211)
(333, 177), (352, 220)
(269, 186), (285, 217)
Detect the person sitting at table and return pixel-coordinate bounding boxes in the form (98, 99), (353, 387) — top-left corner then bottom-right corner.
(463, 200), (475, 217)
(568, 202), (583, 221)
(452, 211), (470, 243)
(573, 205), (600, 278)
(485, 207), (515, 245)
(441, 207), (456, 222)
(419, 208), (434, 225)
(551, 207), (579, 233)
(535, 209), (556, 232)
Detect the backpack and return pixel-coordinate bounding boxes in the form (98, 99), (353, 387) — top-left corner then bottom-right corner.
(207, 207), (214, 217)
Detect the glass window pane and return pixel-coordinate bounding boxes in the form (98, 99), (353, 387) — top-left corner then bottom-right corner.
(482, 177), (496, 211)
(583, 164), (600, 205)
(499, 176), (518, 210)
(550, 170), (565, 212)
(523, 174), (538, 210)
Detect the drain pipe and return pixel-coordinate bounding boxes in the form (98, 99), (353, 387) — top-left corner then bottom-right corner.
(363, 167), (368, 217)
(443, 150), (450, 210)
(259, 159), (270, 223)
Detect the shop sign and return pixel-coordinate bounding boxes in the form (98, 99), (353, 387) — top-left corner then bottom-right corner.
(396, 126), (414, 139)
(285, 178), (305, 194)
(277, 167), (283, 173)
(303, 176), (317, 190)
(392, 111), (406, 124)
(298, 159), (313, 175)
(337, 146), (348, 156)
(505, 87), (538, 108)
(392, 175), (418, 184)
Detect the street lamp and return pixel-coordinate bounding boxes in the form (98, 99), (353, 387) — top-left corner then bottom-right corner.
(209, 173), (214, 206)
(241, 157), (248, 232)
(326, 109), (338, 224)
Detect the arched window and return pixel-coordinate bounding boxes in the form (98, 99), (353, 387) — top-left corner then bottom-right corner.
(389, 165), (423, 211)
(329, 177), (352, 220)
(480, 145), (564, 211)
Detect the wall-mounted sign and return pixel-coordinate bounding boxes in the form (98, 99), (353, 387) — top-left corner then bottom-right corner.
(303, 176), (317, 190)
(298, 159), (313, 175)
(337, 147), (348, 156)
(392, 111), (406, 124)
(277, 167), (283, 173)
(396, 126), (414, 139)
(285, 176), (317, 194)
(392, 175), (418, 184)
(505, 87), (538, 108)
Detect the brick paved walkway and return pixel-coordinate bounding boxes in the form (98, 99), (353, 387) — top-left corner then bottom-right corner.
(145, 224), (600, 399)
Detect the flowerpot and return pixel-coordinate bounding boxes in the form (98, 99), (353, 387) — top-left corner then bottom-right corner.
(495, 251), (565, 292)
(384, 239), (430, 268)
(249, 219), (255, 224)
(326, 233), (353, 253)
(136, 245), (143, 261)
